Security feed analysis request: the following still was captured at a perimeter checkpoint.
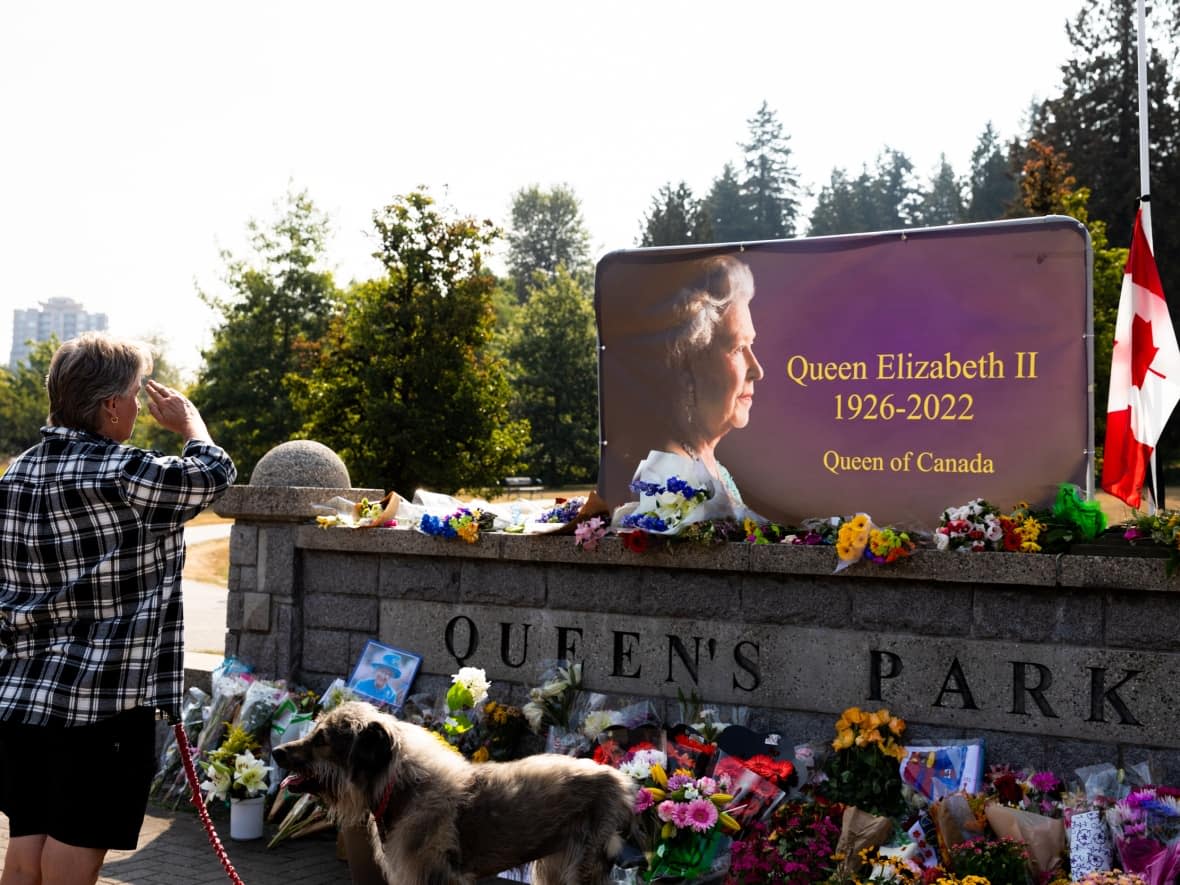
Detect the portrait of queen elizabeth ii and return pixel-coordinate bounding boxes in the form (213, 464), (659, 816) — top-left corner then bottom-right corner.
(598, 251), (766, 523)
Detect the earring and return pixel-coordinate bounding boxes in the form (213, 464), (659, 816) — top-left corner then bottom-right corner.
(111, 416), (119, 425)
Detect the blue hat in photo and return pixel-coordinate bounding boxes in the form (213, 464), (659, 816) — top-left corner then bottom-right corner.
(372, 652), (402, 678)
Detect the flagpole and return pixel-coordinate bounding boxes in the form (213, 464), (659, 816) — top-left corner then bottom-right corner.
(1136, 0), (1162, 511)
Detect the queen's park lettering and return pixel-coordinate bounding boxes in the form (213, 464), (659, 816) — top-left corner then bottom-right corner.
(435, 616), (1144, 731)
(822, 449), (995, 475)
(442, 615), (764, 691)
(784, 350), (1038, 386)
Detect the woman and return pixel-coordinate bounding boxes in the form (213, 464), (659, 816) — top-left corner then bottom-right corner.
(658, 253), (764, 507)
(0, 332), (236, 885)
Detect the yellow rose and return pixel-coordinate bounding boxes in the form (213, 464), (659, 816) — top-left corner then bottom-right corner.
(833, 730), (854, 751)
(888, 716), (906, 736)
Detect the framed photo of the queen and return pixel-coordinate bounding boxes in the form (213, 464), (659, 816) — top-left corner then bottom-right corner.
(348, 640), (421, 713)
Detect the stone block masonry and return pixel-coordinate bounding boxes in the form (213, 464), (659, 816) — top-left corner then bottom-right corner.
(214, 480), (1180, 782)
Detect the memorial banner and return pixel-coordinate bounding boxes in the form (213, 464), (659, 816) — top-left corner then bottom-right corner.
(595, 217), (1093, 528)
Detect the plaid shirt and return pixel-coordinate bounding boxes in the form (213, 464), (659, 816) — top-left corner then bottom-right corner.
(0, 426), (236, 726)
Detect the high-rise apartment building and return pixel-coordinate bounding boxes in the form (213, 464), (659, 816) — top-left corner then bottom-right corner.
(9, 297), (108, 369)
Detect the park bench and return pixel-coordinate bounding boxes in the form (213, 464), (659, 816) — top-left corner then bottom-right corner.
(502, 476), (544, 496)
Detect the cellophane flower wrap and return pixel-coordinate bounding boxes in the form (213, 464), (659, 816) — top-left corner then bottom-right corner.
(613, 450), (731, 536)
(1106, 788), (1180, 885)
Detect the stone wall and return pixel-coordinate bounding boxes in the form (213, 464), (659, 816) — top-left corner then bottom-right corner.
(213, 482), (1180, 783)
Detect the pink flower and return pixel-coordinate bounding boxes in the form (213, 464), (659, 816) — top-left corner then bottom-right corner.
(635, 788), (654, 813)
(656, 800), (679, 822)
(671, 802), (694, 829)
(1029, 771), (1061, 793)
(696, 776), (717, 796)
(685, 798), (719, 833)
(575, 517), (606, 552)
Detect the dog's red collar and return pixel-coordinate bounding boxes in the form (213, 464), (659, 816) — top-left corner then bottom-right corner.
(372, 777), (396, 837)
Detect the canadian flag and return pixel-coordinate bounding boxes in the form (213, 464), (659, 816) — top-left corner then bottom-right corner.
(1101, 207), (1180, 508)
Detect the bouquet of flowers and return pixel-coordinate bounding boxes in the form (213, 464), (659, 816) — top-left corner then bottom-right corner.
(313, 492), (399, 528)
(574, 516), (608, 551)
(613, 451), (725, 536)
(833, 514), (916, 571)
(726, 796), (843, 884)
(442, 666), (491, 739)
(418, 507), (493, 543)
(935, 499), (1007, 552)
(200, 724), (270, 804)
(620, 746), (741, 881)
(819, 707), (908, 818)
(1072, 872), (1148, 885)
(1106, 787), (1180, 885)
(947, 836), (1033, 885)
(538, 498), (585, 525)
(984, 764), (1065, 817)
(522, 660), (583, 734)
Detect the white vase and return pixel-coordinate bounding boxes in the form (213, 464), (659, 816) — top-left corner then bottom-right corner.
(230, 796), (265, 841)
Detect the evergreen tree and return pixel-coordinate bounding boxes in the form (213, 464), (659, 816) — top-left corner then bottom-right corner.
(292, 189), (528, 493)
(808, 169), (868, 236)
(701, 163), (746, 243)
(869, 148), (920, 230)
(639, 181), (706, 246)
(507, 268), (599, 485)
(1036, 0), (1179, 248)
(807, 150), (919, 235)
(916, 154), (966, 227)
(740, 101), (801, 239)
(506, 184), (591, 300)
(190, 187), (339, 480)
(966, 123), (1019, 221)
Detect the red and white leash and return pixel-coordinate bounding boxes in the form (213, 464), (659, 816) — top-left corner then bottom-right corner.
(174, 722), (247, 885)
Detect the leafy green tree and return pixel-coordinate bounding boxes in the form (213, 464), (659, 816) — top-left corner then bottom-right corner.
(701, 163), (746, 244)
(506, 184), (591, 300)
(0, 337), (55, 456)
(916, 154), (966, 226)
(740, 101), (801, 239)
(966, 123), (1019, 221)
(190, 187), (339, 481)
(293, 190), (528, 493)
(639, 181), (707, 246)
(507, 268), (599, 485)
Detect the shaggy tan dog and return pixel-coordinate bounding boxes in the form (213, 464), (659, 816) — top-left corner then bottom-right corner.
(272, 702), (636, 885)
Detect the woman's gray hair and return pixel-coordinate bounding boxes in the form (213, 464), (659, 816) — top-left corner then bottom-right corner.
(46, 332), (154, 432)
(664, 254), (755, 370)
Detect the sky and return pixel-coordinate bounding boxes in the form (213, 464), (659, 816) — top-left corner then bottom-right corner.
(0, 1), (1096, 377)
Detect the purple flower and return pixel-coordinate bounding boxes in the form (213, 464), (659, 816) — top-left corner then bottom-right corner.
(1029, 771), (1061, 793)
